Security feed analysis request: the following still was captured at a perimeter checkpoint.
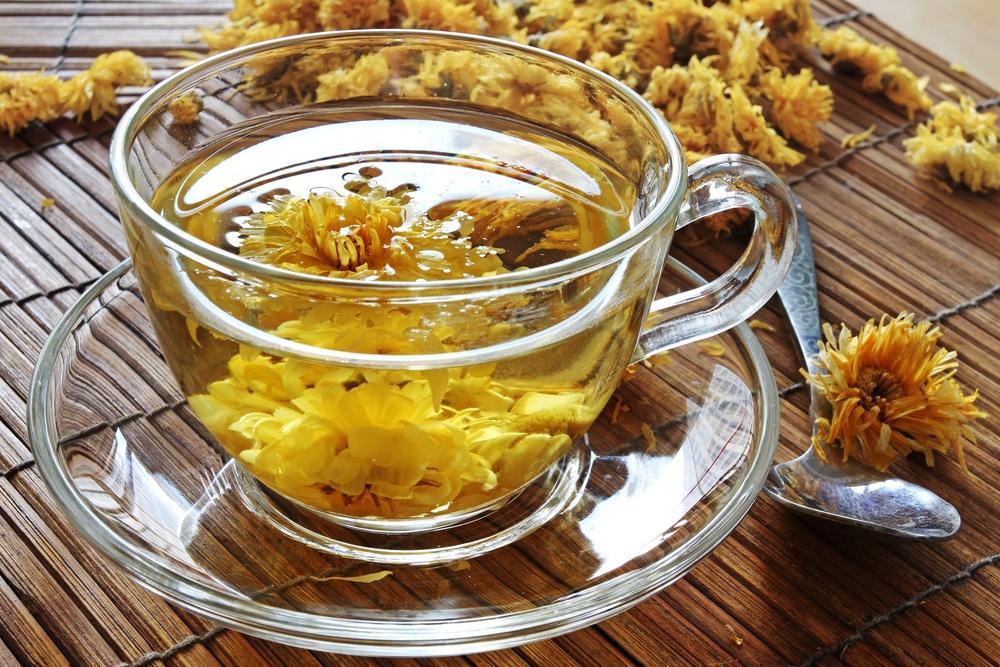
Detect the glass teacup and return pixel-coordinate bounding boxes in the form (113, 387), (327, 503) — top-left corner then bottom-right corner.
(110, 30), (795, 535)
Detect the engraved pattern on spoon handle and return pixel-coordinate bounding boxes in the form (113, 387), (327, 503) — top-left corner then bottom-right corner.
(776, 195), (822, 374)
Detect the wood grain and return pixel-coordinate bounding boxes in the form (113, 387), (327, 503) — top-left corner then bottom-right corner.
(1, 2), (999, 666)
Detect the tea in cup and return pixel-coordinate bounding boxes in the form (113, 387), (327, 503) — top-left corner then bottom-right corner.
(110, 30), (795, 535)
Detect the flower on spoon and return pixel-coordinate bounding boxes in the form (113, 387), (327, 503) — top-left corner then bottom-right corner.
(803, 312), (987, 472)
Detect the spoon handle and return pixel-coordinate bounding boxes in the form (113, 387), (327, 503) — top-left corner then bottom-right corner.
(766, 194), (962, 540)
(776, 195), (823, 374)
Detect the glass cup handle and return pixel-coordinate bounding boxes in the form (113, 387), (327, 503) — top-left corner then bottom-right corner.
(633, 153), (797, 361)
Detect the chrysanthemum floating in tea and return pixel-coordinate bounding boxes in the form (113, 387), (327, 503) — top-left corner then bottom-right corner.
(804, 313), (987, 472)
(239, 185), (406, 277)
(177, 140), (631, 519)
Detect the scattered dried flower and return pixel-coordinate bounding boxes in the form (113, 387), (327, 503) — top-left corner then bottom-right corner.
(317, 570), (394, 583)
(697, 340), (727, 357)
(759, 67), (834, 150)
(725, 623), (744, 646)
(840, 124), (876, 148)
(903, 95), (1000, 192)
(59, 50), (152, 121)
(748, 319), (776, 332)
(804, 313), (987, 472)
(937, 82), (961, 98)
(641, 422), (657, 453)
(0, 70), (62, 135)
(0, 50), (150, 135)
(200, 0), (840, 170)
(816, 25), (931, 119)
(40, 197), (55, 209)
(2, 0), (947, 205)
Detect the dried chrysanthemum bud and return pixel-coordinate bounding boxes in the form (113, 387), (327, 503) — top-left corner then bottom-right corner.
(816, 25), (931, 120)
(903, 95), (1000, 193)
(59, 50), (152, 121)
(759, 67), (834, 150)
(0, 70), (62, 135)
(0, 50), (150, 134)
(207, 0), (840, 172)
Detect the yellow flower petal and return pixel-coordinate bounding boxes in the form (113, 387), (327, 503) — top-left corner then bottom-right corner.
(317, 570), (394, 584)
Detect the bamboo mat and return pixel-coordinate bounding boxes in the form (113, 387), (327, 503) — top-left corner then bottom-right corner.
(1, 1), (999, 665)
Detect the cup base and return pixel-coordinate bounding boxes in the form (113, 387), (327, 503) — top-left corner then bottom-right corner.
(228, 442), (592, 566)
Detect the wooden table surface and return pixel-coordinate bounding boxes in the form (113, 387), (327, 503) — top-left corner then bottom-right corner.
(1, 2), (998, 665)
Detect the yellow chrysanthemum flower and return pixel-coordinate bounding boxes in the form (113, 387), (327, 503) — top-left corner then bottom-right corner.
(317, 0), (392, 32)
(0, 50), (150, 134)
(399, 0), (521, 38)
(0, 70), (62, 135)
(239, 188), (403, 276)
(59, 50), (152, 121)
(189, 341), (593, 517)
(816, 25), (899, 75)
(203, 0), (836, 170)
(186, 175), (603, 519)
(759, 67), (834, 150)
(728, 81), (805, 167)
(804, 313), (987, 472)
(903, 95), (1000, 193)
(232, 376), (498, 506)
(724, 20), (770, 84)
(816, 26), (931, 120)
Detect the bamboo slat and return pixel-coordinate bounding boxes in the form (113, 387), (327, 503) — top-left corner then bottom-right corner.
(1, 1), (999, 666)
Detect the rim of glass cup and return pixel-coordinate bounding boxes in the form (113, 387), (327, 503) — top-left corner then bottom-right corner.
(108, 29), (688, 292)
(29, 259), (780, 655)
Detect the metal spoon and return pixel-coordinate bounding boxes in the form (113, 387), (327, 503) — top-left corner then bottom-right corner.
(762, 196), (961, 540)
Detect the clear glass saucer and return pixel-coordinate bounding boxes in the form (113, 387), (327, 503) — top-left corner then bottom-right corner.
(29, 258), (778, 657)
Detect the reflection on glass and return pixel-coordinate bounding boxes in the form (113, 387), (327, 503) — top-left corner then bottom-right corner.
(580, 366), (752, 577)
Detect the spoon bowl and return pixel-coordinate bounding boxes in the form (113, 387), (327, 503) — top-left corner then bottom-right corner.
(761, 195), (961, 541)
(766, 425), (961, 540)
